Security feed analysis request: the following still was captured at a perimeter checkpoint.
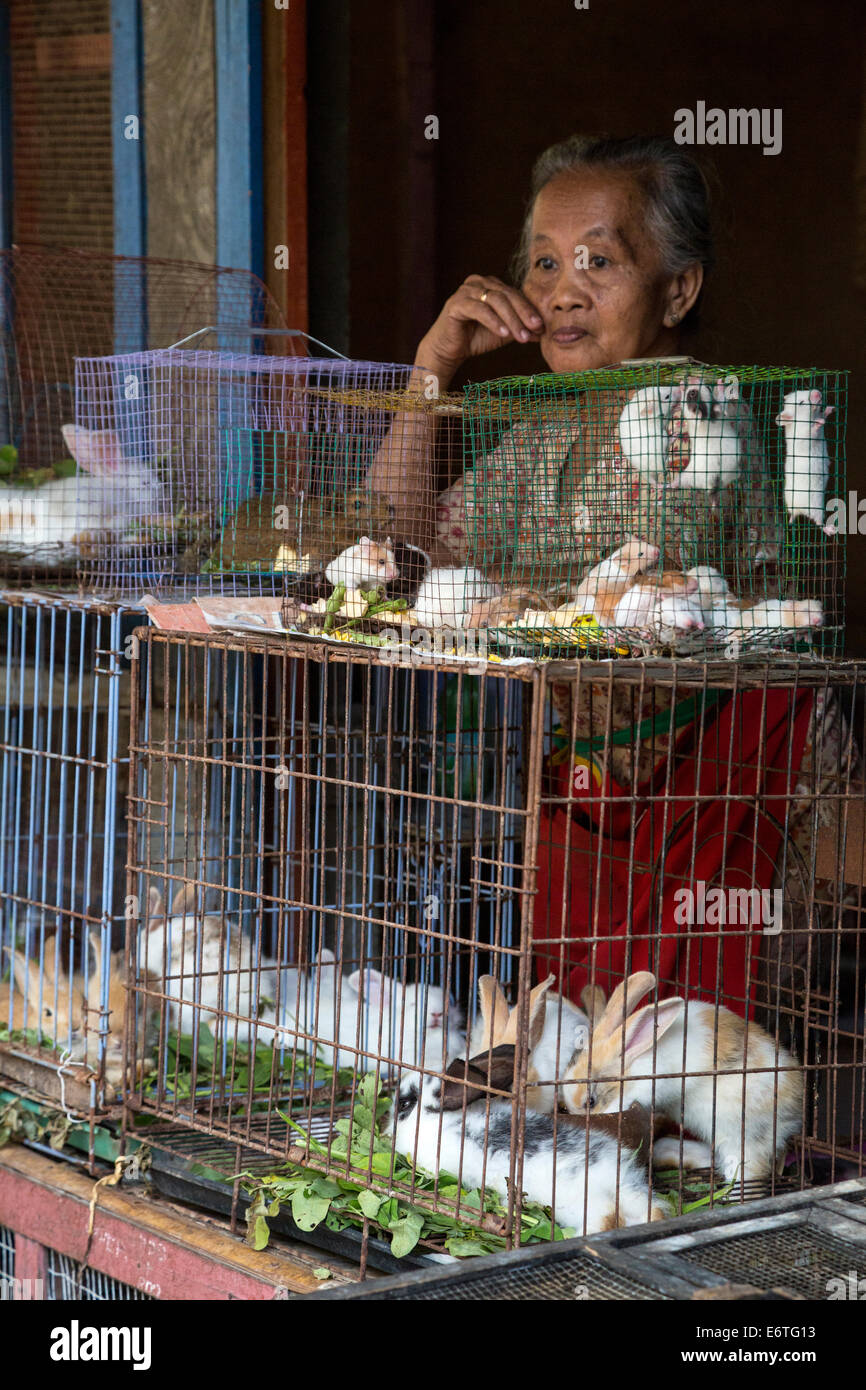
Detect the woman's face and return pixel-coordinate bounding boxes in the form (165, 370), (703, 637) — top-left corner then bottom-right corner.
(523, 168), (681, 372)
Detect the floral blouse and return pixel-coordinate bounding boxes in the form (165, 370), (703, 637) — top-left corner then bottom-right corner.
(435, 372), (782, 597)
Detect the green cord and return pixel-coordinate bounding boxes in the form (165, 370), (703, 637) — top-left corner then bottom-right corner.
(553, 687), (724, 757)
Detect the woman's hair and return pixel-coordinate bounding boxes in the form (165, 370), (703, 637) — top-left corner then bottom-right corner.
(512, 134), (714, 319)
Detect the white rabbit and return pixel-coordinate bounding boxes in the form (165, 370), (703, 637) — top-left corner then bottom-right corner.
(665, 383), (741, 491)
(143, 886), (275, 1040)
(563, 971), (804, 1185)
(617, 385), (675, 479)
(467, 974), (588, 1114)
(776, 389), (835, 533)
(411, 568), (500, 629)
(388, 1068), (666, 1235)
(0, 426), (164, 566)
(270, 964), (465, 1076)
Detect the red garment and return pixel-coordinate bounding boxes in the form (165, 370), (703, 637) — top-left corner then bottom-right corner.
(533, 688), (814, 1018)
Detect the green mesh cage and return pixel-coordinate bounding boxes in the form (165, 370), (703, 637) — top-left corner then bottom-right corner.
(460, 361), (846, 660)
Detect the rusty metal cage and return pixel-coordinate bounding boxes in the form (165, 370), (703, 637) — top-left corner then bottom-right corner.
(0, 592), (141, 1115)
(122, 631), (866, 1263)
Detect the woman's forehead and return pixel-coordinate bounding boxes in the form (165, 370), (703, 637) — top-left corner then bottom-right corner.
(531, 170), (649, 253)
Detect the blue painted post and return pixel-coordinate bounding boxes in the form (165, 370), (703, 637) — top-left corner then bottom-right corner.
(214, 1), (265, 554)
(215, 0), (264, 314)
(110, 0), (147, 352)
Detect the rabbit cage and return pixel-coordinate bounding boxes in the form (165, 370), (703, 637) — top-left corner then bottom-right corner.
(0, 247), (289, 1129)
(71, 345), (444, 597)
(122, 630), (866, 1261)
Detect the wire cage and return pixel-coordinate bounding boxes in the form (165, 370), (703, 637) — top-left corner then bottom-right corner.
(122, 631), (865, 1261)
(0, 591), (141, 1111)
(0, 245), (287, 585)
(72, 348), (440, 597)
(452, 361), (846, 660)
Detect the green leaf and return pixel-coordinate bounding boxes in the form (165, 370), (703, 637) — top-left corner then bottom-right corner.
(359, 1073), (381, 1110)
(369, 1152), (394, 1176)
(309, 1176), (342, 1199)
(251, 1215), (270, 1250)
(312, 1267), (332, 1281)
(0, 444), (17, 464)
(51, 457), (78, 478)
(376, 1196), (400, 1228)
(356, 1189), (384, 1220)
(445, 1237), (489, 1258)
(291, 1186), (332, 1232)
(389, 1210), (424, 1258)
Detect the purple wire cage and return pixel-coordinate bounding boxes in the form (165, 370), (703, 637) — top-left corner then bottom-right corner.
(71, 347), (420, 597)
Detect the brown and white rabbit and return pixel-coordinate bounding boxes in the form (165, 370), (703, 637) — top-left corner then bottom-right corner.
(0, 426), (164, 567)
(467, 974), (588, 1114)
(562, 971), (804, 1185)
(0, 936), (83, 1046)
(571, 538), (661, 624)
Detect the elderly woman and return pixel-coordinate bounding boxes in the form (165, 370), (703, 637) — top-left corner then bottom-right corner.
(370, 134), (855, 1024)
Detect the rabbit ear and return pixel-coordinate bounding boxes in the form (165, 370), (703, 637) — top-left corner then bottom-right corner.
(170, 883), (197, 918)
(147, 886), (164, 920)
(60, 425), (126, 477)
(346, 967), (390, 1005)
(439, 1044), (516, 1109)
(619, 997), (685, 1063)
(477, 976), (510, 1047)
(594, 972), (657, 1041)
(9, 949), (42, 997)
(580, 983), (607, 1025)
(502, 973), (554, 1048)
(573, 1022), (590, 1055)
(317, 947), (336, 965)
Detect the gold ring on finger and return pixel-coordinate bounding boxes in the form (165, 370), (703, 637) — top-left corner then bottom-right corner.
(479, 289), (489, 303)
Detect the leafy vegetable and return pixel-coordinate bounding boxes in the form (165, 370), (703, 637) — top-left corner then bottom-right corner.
(237, 1075), (574, 1261)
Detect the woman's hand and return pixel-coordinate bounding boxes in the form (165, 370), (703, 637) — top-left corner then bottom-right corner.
(416, 275), (543, 386)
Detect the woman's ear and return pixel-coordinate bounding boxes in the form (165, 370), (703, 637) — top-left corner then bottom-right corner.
(664, 263), (704, 326)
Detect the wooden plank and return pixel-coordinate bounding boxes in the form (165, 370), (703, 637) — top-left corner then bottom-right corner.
(0, 1043), (99, 1113)
(0, 1143), (361, 1297)
(141, 0), (215, 268)
(215, 0), (263, 283)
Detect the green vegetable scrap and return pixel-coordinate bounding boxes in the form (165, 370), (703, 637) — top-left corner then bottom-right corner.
(240, 1073), (574, 1261)
(0, 443), (79, 487)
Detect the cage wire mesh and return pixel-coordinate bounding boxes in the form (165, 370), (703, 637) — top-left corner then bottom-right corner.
(122, 632), (865, 1257)
(0, 245), (287, 584)
(45, 1249), (154, 1301)
(0, 592), (140, 1108)
(71, 347), (446, 599)
(454, 362), (845, 660)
